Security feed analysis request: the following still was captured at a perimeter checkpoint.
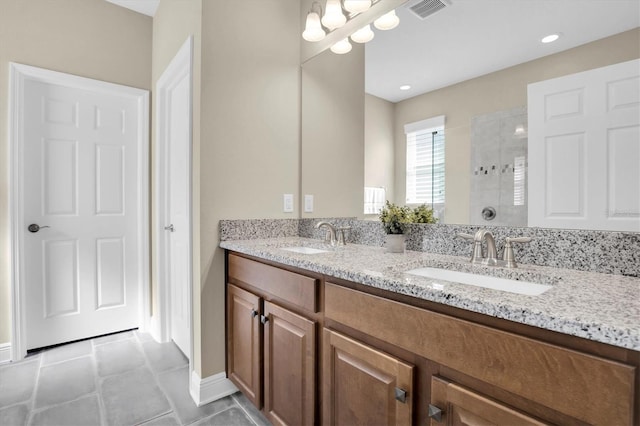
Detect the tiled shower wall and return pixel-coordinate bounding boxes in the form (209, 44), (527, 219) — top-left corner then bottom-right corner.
(470, 107), (528, 227)
(219, 218), (640, 277)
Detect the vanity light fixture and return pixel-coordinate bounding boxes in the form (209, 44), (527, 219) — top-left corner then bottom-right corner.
(302, 2), (326, 42)
(302, 1), (401, 55)
(541, 33), (560, 43)
(331, 38), (353, 54)
(374, 9), (400, 30)
(322, 0), (347, 30)
(351, 24), (375, 43)
(344, 0), (372, 14)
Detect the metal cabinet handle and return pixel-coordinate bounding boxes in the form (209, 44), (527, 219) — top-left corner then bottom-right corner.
(260, 315), (269, 325)
(164, 224), (175, 232)
(428, 404), (443, 423)
(251, 309), (258, 319)
(28, 224), (50, 233)
(394, 387), (407, 403)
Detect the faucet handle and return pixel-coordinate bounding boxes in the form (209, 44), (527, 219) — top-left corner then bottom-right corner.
(337, 226), (351, 246)
(502, 236), (532, 268)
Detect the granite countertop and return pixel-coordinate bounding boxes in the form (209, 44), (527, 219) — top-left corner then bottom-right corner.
(220, 237), (640, 351)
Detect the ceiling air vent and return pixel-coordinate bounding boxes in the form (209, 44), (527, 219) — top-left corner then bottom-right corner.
(405, 0), (451, 20)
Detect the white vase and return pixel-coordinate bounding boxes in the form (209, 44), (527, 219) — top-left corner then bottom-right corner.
(385, 234), (406, 253)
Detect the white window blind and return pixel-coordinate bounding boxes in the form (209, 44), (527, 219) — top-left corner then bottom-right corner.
(405, 116), (445, 205)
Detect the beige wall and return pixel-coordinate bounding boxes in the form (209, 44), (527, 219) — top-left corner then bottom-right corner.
(365, 94), (395, 213)
(151, 0), (203, 372)
(198, 0), (301, 377)
(0, 0), (152, 345)
(301, 46), (365, 218)
(393, 28), (640, 224)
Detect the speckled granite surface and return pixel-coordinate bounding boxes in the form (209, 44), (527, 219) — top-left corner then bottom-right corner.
(222, 218), (640, 277)
(220, 237), (640, 351)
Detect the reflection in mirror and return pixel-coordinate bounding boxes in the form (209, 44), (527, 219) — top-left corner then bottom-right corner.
(360, 1), (639, 228)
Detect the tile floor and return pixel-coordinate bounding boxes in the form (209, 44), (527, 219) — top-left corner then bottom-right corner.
(0, 330), (270, 426)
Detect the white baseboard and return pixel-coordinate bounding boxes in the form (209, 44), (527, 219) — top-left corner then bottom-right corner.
(0, 343), (11, 365)
(189, 370), (239, 407)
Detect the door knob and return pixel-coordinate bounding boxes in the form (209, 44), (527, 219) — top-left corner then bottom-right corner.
(28, 224), (50, 233)
(164, 224), (175, 232)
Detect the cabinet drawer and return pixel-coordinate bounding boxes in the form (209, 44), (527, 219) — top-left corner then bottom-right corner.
(229, 254), (318, 312)
(325, 282), (636, 425)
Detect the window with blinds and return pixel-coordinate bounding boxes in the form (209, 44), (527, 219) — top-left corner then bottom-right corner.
(405, 116), (445, 205)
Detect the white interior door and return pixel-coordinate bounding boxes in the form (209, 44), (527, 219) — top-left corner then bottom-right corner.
(528, 59), (640, 231)
(13, 65), (149, 351)
(156, 37), (193, 358)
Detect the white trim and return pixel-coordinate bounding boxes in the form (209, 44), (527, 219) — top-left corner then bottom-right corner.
(404, 115), (445, 134)
(153, 36), (194, 363)
(189, 370), (239, 407)
(0, 343), (11, 365)
(8, 63), (150, 361)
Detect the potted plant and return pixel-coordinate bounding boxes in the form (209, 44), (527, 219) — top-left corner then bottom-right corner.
(410, 203), (438, 224)
(380, 202), (438, 253)
(379, 201), (411, 253)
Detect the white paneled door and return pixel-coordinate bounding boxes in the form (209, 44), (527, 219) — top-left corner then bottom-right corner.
(156, 37), (193, 359)
(13, 64), (149, 351)
(528, 59), (640, 232)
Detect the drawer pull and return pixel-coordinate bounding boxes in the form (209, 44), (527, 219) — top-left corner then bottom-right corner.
(250, 309), (258, 318)
(260, 315), (269, 325)
(428, 404), (443, 422)
(394, 387), (407, 403)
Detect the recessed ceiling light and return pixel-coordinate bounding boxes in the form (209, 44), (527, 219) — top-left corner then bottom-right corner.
(541, 34), (560, 44)
(400, 85), (411, 90)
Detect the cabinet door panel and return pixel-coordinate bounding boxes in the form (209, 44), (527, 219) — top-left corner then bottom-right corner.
(227, 284), (261, 407)
(323, 328), (414, 426)
(431, 377), (549, 426)
(264, 301), (316, 426)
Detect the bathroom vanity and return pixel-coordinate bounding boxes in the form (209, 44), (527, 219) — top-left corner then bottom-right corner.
(222, 237), (639, 426)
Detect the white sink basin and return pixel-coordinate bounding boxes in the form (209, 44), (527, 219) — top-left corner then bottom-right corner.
(405, 267), (552, 296)
(281, 246), (330, 255)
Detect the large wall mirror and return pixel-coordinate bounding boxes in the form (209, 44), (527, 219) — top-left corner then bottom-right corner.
(301, 0), (639, 230)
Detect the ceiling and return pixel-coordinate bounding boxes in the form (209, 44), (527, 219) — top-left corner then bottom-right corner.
(366, 0), (640, 102)
(104, 1), (638, 103)
(104, 0), (159, 17)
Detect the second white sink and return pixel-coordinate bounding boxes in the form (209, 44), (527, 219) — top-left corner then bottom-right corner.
(405, 267), (552, 296)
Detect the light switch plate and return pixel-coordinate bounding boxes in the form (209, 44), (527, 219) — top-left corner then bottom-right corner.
(304, 194), (314, 213)
(283, 194), (294, 212)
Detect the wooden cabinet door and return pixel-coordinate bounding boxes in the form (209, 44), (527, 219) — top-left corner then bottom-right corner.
(323, 328), (414, 426)
(430, 376), (549, 426)
(227, 284), (262, 407)
(263, 301), (316, 426)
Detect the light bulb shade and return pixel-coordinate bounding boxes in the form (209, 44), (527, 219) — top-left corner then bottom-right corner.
(344, 0), (371, 13)
(330, 38), (352, 54)
(322, 0), (346, 30)
(374, 9), (399, 30)
(302, 12), (326, 42)
(350, 24), (374, 43)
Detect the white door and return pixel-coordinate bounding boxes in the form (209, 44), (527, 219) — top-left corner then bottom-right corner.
(528, 59), (640, 231)
(156, 38), (193, 358)
(13, 64), (149, 351)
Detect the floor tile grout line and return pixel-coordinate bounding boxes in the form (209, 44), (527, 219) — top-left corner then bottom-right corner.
(25, 350), (44, 425)
(231, 393), (263, 426)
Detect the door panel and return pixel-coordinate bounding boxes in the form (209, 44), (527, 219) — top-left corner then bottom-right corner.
(22, 76), (142, 349)
(264, 302), (315, 426)
(528, 59), (640, 231)
(227, 284), (262, 407)
(323, 328), (414, 426)
(430, 377), (549, 426)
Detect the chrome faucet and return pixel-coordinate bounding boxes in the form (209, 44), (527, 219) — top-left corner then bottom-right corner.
(315, 221), (349, 247)
(316, 221), (338, 246)
(457, 230), (531, 268)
